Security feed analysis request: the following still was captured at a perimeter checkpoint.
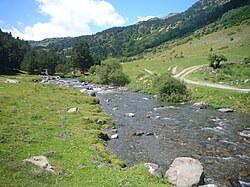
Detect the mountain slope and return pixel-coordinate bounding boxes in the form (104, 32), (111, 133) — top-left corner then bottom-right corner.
(30, 0), (250, 60)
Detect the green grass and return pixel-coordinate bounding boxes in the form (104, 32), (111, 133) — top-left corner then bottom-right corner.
(0, 75), (170, 187)
(122, 23), (250, 112)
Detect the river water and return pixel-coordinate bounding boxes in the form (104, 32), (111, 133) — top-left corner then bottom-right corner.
(49, 79), (250, 186)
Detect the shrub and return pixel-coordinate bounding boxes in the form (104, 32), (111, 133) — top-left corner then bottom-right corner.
(95, 59), (130, 86)
(208, 54), (227, 69)
(153, 73), (189, 102)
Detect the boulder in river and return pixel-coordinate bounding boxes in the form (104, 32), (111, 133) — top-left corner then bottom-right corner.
(144, 163), (162, 178)
(192, 101), (207, 109)
(165, 157), (204, 187)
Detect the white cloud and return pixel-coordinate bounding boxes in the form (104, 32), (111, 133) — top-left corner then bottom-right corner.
(137, 16), (156, 22)
(6, 0), (126, 40)
(0, 20), (4, 24)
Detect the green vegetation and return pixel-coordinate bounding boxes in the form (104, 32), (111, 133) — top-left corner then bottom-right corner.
(192, 61), (250, 88)
(154, 73), (189, 102)
(81, 59), (130, 86)
(208, 54), (227, 69)
(0, 75), (170, 186)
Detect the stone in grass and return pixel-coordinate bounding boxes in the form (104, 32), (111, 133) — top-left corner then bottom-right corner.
(165, 157), (204, 187)
(144, 163), (162, 178)
(5, 79), (19, 84)
(67, 107), (79, 113)
(24, 156), (55, 173)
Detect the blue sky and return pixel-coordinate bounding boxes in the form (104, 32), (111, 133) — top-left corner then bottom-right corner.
(0, 0), (198, 40)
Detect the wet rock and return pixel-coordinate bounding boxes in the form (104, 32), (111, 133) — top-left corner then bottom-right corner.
(67, 107), (79, 113)
(199, 185), (217, 187)
(5, 79), (19, 84)
(111, 134), (118, 139)
(144, 163), (162, 178)
(24, 156), (54, 173)
(133, 131), (144, 136)
(165, 157), (204, 187)
(218, 108), (234, 113)
(99, 133), (110, 141)
(112, 129), (118, 133)
(228, 178), (242, 187)
(125, 113), (135, 117)
(193, 101), (207, 109)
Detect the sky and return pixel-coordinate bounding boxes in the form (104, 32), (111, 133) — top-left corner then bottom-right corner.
(0, 0), (198, 41)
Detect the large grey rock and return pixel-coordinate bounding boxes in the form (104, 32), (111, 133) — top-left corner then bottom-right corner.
(144, 163), (162, 178)
(165, 157), (204, 187)
(24, 156), (54, 173)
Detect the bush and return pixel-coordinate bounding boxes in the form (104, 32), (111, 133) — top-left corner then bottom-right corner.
(153, 73), (189, 102)
(95, 59), (130, 86)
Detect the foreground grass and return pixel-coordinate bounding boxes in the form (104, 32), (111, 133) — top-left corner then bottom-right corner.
(0, 76), (170, 187)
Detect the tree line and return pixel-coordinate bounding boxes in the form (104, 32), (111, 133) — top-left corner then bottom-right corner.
(0, 30), (96, 75)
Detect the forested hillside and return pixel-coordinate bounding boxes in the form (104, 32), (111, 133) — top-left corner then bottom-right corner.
(29, 0), (250, 60)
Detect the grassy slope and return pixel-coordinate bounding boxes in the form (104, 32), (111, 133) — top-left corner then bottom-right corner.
(123, 23), (250, 112)
(0, 75), (169, 187)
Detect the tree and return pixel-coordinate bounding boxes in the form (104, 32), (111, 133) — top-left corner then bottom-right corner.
(208, 54), (227, 69)
(71, 39), (94, 73)
(20, 50), (37, 74)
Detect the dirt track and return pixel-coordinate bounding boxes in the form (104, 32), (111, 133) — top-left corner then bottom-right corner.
(173, 66), (250, 92)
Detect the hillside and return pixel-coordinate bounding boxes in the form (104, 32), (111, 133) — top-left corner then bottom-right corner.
(29, 0), (250, 60)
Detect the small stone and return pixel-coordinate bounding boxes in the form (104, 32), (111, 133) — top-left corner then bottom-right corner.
(67, 108), (79, 113)
(193, 101), (207, 109)
(125, 113), (135, 117)
(24, 156), (55, 173)
(218, 108), (234, 113)
(146, 132), (154, 136)
(144, 163), (162, 178)
(5, 79), (19, 84)
(111, 134), (118, 139)
(98, 133), (110, 141)
(133, 131), (144, 136)
(96, 119), (106, 125)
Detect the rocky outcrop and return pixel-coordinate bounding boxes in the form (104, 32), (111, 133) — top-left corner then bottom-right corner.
(144, 163), (162, 178)
(165, 157), (204, 187)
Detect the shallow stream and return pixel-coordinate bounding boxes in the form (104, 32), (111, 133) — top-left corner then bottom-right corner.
(49, 79), (250, 186)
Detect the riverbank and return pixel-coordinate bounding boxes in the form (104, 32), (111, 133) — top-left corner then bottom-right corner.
(0, 75), (169, 186)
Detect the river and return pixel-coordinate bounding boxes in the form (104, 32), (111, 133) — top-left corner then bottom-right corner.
(49, 79), (250, 186)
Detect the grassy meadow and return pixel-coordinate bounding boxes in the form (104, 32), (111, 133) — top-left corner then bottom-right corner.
(0, 75), (170, 186)
(123, 23), (250, 112)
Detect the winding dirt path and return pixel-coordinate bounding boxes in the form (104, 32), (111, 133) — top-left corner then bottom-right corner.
(173, 66), (250, 92)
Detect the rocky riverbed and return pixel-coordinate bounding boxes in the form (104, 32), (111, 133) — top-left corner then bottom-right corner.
(46, 78), (250, 186)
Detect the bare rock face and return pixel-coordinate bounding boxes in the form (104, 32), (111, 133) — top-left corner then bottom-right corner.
(165, 157), (204, 187)
(24, 156), (54, 173)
